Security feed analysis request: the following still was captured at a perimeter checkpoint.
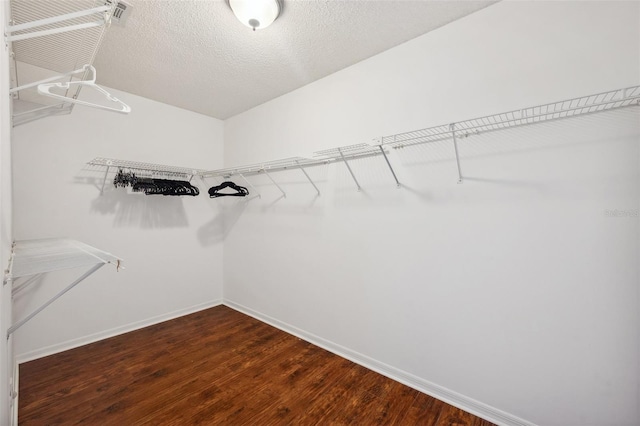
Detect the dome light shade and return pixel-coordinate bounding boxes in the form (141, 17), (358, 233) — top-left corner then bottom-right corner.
(228, 0), (282, 31)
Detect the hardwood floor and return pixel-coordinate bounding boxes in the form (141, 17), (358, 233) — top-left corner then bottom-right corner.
(19, 305), (495, 425)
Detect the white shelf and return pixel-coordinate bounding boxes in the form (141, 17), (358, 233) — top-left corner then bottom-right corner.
(8, 0), (117, 126)
(88, 157), (206, 178)
(314, 143), (382, 160)
(5, 238), (122, 337)
(200, 85), (640, 191)
(201, 157), (327, 179)
(9, 238), (121, 279)
(380, 85), (640, 148)
(88, 85), (640, 194)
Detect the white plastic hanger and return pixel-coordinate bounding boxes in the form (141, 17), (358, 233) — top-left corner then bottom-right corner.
(38, 65), (131, 114)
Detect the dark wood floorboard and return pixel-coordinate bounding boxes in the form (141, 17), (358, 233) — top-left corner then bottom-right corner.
(19, 305), (496, 425)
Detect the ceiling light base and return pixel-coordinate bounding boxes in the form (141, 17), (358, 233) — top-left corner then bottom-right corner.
(228, 0), (283, 31)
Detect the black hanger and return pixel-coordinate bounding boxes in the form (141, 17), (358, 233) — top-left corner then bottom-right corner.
(208, 181), (249, 198)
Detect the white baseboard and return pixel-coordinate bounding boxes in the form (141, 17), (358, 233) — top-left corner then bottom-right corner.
(15, 299), (223, 364)
(224, 299), (537, 426)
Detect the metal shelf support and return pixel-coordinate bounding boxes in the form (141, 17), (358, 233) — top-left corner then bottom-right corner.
(295, 160), (321, 196)
(7, 263), (105, 337)
(263, 169), (286, 198)
(238, 174), (261, 199)
(337, 147), (362, 191)
(450, 123), (463, 184)
(100, 165), (111, 194)
(377, 145), (400, 188)
(11, 273), (42, 297)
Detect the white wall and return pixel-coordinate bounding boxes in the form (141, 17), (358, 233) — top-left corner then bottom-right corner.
(11, 84), (225, 360)
(1, 2), (14, 424)
(223, 2), (640, 426)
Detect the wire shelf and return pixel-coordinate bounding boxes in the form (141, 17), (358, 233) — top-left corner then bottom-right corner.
(9, 238), (121, 278)
(201, 156), (328, 179)
(9, 0), (114, 72)
(196, 86), (640, 182)
(382, 85), (640, 148)
(9, 0), (117, 126)
(92, 85), (640, 193)
(88, 157), (205, 179)
(5, 238), (122, 337)
(314, 143), (382, 160)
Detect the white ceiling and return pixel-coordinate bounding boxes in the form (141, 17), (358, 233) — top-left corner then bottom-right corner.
(93, 0), (497, 120)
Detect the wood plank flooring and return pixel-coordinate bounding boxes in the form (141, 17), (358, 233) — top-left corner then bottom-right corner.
(19, 305), (495, 425)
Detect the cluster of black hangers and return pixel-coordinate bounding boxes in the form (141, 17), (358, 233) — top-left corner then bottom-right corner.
(113, 169), (249, 199)
(113, 169), (199, 196)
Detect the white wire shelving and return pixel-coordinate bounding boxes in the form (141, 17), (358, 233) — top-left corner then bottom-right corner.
(201, 157), (328, 198)
(199, 144), (397, 196)
(4, 238), (122, 337)
(313, 143), (399, 190)
(379, 85), (640, 183)
(87, 157), (207, 194)
(201, 85), (640, 192)
(7, 0), (118, 126)
(87, 85), (640, 198)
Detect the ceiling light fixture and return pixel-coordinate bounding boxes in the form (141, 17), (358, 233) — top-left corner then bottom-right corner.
(228, 0), (282, 31)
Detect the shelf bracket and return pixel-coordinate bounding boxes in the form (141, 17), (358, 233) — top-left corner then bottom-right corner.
(3, 248), (15, 287)
(100, 165), (111, 195)
(337, 147), (361, 191)
(5, 5), (111, 43)
(295, 160), (320, 196)
(376, 144), (400, 188)
(11, 273), (43, 297)
(262, 169), (286, 198)
(239, 174), (261, 199)
(450, 123), (463, 184)
(7, 263), (105, 338)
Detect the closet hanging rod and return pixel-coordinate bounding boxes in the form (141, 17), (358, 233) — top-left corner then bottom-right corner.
(11, 103), (68, 117)
(37, 65), (131, 114)
(201, 147), (392, 180)
(10, 66), (90, 94)
(5, 5), (113, 42)
(201, 157), (330, 179)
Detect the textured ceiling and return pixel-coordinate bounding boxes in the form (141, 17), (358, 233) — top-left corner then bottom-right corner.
(93, 0), (497, 120)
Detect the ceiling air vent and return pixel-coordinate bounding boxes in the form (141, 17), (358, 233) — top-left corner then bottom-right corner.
(105, 0), (132, 27)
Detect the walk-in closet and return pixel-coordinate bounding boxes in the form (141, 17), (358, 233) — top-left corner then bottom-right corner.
(1, 1), (638, 425)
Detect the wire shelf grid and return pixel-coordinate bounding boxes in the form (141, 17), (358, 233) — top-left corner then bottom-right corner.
(201, 156), (328, 179)
(382, 85), (640, 148)
(9, 0), (117, 126)
(5, 238), (122, 338)
(10, 238), (121, 278)
(87, 157), (205, 179)
(9, 0), (114, 72)
(314, 143), (382, 159)
(88, 85), (640, 190)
